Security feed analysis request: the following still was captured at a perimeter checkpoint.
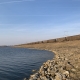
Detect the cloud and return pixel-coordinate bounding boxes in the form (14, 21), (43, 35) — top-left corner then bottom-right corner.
(0, 0), (35, 4)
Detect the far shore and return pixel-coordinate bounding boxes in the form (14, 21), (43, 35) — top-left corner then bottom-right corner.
(15, 40), (80, 80)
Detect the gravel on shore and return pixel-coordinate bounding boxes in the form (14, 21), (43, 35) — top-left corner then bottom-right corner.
(15, 40), (80, 80)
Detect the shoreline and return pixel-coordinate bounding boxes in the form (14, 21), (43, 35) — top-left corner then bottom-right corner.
(15, 40), (80, 80)
(25, 49), (77, 80)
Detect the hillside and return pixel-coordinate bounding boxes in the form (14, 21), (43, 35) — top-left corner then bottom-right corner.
(15, 35), (80, 79)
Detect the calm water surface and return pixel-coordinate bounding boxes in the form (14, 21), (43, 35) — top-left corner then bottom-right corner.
(0, 47), (54, 80)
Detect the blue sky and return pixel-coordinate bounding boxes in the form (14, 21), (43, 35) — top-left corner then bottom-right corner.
(0, 0), (80, 45)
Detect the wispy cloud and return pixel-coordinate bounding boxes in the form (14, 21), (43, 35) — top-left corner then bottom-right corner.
(0, 0), (34, 4)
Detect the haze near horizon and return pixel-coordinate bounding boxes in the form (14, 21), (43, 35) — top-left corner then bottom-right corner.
(0, 0), (80, 45)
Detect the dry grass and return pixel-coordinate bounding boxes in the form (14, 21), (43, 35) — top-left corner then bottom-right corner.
(15, 40), (80, 79)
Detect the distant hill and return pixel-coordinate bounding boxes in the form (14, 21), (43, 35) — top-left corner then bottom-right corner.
(25, 34), (80, 45)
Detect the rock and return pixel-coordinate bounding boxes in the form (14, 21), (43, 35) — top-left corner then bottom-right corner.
(75, 66), (78, 68)
(37, 78), (41, 80)
(41, 71), (45, 76)
(69, 72), (76, 79)
(63, 71), (69, 78)
(44, 66), (47, 71)
(71, 69), (76, 72)
(28, 53), (76, 80)
(30, 73), (39, 80)
(47, 68), (51, 73)
(40, 76), (47, 80)
(65, 64), (72, 71)
(39, 66), (44, 73)
(62, 74), (66, 80)
(55, 73), (62, 80)
(64, 58), (68, 61)
(32, 69), (37, 72)
(24, 78), (27, 80)
(50, 70), (55, 77)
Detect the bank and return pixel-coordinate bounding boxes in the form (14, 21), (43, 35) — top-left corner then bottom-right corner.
(15, 39), (80, 80)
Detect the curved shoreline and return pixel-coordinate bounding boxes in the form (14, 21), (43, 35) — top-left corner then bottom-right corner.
(25, 49), (75, 80)
(15, 40), (80, 80)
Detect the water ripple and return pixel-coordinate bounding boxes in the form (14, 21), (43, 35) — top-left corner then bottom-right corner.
(0, 47), (54, 80)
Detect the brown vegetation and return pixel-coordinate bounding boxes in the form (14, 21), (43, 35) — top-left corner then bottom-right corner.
(26, 34), (80, 45)
(15, 35), (80, 79)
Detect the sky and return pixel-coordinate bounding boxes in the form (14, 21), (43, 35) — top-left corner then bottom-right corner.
(0, 0), (80, 45)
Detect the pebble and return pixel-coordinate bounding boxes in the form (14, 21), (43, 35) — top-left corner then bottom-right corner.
(25, 55), (75, 80)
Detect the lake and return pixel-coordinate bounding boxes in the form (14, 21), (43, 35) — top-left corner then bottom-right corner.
(0, 47), (54, 80)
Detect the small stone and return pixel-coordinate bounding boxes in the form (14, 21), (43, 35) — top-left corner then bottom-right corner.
(75, 66), (78, 68)
(71, 69), (76, 72)
(63, 71), (69, 78)
(69, 72), (76, 78)
(37, 78), (41, 80)
(32, 69), (37, 72)
(41, 71), (45, 76)
(65, 64), (72, 70)
(64, 58), (68, 61)
(55, 73), (62, 80)
(62, 74), (66, 80)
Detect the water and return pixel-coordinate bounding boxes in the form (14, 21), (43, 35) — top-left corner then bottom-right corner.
(0, 47), (54, 80)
